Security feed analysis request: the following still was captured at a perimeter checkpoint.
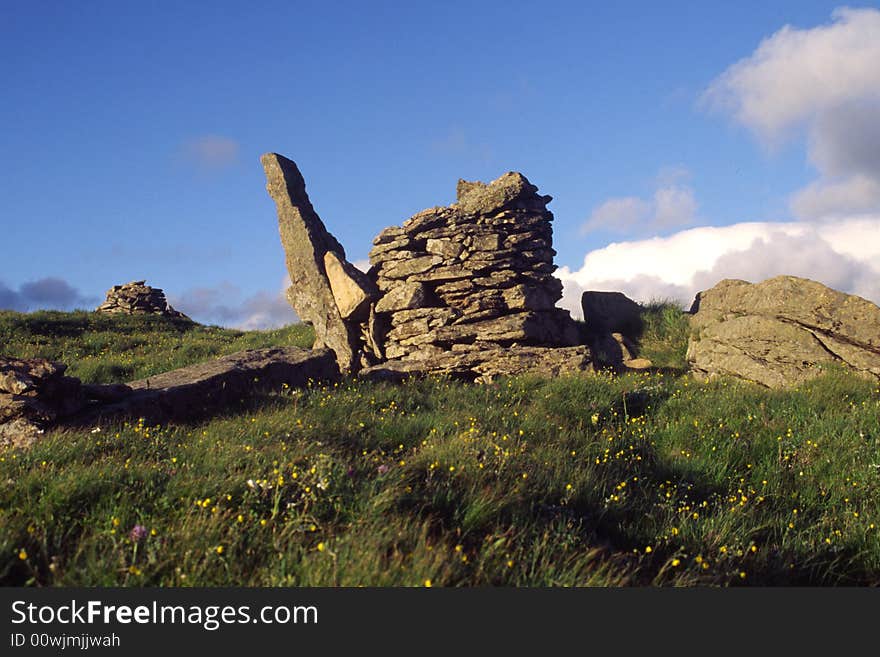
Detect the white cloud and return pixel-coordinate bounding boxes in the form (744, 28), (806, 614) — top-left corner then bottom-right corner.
(557, 217), (880, 318)
(703, 7), (880, 142)
(583, 173), (699, 236)
(169, 276), (297, 330)
(654, 165), (692, 187)
(704, 7), (880, 219)
(180, 135), (240, 171)
(653, 186), (699, 230)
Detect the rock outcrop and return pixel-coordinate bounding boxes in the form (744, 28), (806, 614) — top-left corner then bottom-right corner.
(261, 153), (378, 373)
(96, 281), (189, 319)
(368, 172), (580, 369)
(687, 276), (880, 388)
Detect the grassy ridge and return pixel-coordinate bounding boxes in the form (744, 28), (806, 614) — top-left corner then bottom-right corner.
(2, 307), (879, 586)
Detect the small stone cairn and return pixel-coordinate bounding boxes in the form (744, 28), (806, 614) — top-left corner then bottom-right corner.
(96, 281), (189, 320)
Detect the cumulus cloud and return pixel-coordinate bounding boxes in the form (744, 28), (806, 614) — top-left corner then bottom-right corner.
(704, 7), (880, 219)
(557, 217), (880, 318)
(169, 277), (298, 330)
(180, 135), (240, 171)
(582, 173), (699, 236)
(0, 277), (97, 312)
(703, 7), (880, 141)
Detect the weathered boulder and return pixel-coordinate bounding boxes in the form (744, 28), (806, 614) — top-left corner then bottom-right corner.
(687, 276), (880, 388)
(579, 291), (651, 370)
(581, 291), (643, 339)
(588, 331), (653, 371)
(96, 281), (189, 320)
(261, 153), (376, 372)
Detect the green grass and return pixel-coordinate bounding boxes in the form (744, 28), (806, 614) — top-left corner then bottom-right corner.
(2, 307), (879, 586)
(0, 310), (314, 383)
(636, 299), (691, 371)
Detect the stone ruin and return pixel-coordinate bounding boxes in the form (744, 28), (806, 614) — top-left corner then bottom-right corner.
(261, 152), (592, 381)
(96, 280), (189, 320)
(10, 154), (880, 451)
(369, 173), (579, 359)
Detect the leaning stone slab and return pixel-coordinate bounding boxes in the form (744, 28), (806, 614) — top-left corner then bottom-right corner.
(261, 152), (367, 372)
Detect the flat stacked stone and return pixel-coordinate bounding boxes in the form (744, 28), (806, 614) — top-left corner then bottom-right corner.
(96, 281), (189, 320)
(369, 172), (579, 361)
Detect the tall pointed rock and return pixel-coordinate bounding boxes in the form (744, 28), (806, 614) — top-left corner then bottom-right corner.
(261, 153), (374, 372)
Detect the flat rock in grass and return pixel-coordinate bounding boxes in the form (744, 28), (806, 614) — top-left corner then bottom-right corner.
(687, 276), (880, 388)
(77, 347), (340, 426)
(0, 356), (68, 395)
(2, 349), (339, 450)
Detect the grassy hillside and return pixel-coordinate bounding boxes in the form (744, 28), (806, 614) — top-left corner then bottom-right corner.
(2, 307), (879, 586)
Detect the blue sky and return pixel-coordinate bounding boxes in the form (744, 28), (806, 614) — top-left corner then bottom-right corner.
(3, 1), (879, 326)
